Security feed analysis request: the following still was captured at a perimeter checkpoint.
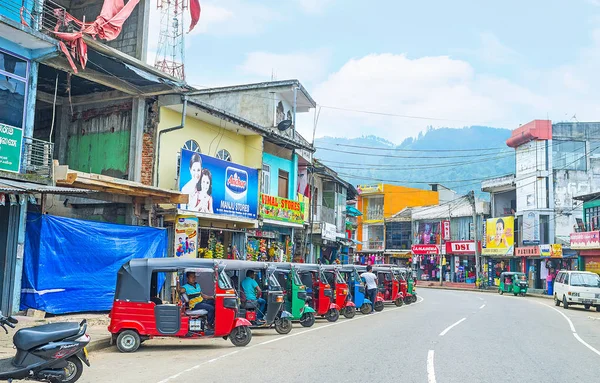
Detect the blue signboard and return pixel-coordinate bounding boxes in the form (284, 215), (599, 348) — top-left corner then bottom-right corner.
(178, 149), (258, 219)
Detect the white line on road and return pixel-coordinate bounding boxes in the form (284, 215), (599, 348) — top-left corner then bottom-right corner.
(439, 317), (466, 336)
(427, 350), (436, 383)
(157, 296), (425, 383)
(479, 304), (486, 309)
(574, 333), (600, 357)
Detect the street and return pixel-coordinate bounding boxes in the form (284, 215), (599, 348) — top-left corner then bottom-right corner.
(78, 289), (600, 383)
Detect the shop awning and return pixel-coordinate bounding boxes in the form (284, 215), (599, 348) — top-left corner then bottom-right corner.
(385, 251), (412, 258)
(176, 209), (258, 228)
(54, 165), (186, 204)
(0, 178), (91, 195)
(261, 218), (305, 229)
(346, 206), (362, 217)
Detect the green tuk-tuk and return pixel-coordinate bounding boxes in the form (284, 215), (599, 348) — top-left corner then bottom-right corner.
(498, 272), (528, 296)
(271, 263), (317, 327)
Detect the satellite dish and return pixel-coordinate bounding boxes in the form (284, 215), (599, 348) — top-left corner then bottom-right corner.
(277, 120), (293, 131)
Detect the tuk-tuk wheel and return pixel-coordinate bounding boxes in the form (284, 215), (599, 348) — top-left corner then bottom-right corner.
(230, 326), (252, 347)
(596, 306), (600, 312)
(411, 295), (417, 303)
(343, 306), (356, 319)
(394, 298), (403, 307)
(274, 317), (292, 335)
(403, 296), (412, 305)
(513, 293), (518, 296)
(116, 330), (141, 353)
(300, 312), (315, 327)
(360, 304), (371, 315)
(374, 302), (384, 312)
(498, 289), (503, 295)
(584, 305), (591, 310)
(326, 308), (340, 322)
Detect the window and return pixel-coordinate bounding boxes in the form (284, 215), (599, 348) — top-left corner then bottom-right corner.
(0, 50), (28, 130)
(553, 141), (586, 171)
(365, 196), (384, 221)
(278, 170), (289, 198)
(385, 221), (411, 249)
(563, 273), (569, 285)
(261, 164), (271, 194)
(585, 206), (600, 231)
(590, 141), (600, 157)
(183, 140), (200, 153)
(539, 215), (550, 244)
(556, 272), (564, 284)
(216, 149), (231, 162)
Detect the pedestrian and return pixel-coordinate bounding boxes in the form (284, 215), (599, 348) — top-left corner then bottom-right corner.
(361, 265), (378, 314)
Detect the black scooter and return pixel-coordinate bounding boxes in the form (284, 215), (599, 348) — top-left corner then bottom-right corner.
(0, 312), (90, 382)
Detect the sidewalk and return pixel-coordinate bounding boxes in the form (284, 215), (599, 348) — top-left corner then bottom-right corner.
(0, 313), (111, 359)
(418, 283), (553, 299)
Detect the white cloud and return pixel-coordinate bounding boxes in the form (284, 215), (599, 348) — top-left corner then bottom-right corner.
(296, 0), (334, 14)
(297, 53), (550, 143)
(238, 49), (331, 83)
(478, 32), (519, 64)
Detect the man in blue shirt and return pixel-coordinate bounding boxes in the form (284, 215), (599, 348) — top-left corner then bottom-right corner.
(241, 270), (266, 320)
(179, 272), (215, 329)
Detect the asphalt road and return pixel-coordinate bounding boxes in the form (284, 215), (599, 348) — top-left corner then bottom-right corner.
(77, 289), (600, 383)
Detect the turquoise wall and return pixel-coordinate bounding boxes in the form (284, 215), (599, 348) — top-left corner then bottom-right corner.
(263, 152), (298, 200)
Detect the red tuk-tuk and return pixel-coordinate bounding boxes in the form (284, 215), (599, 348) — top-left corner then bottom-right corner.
(108, 258), (252, 352)
(391, 265), (414, 304)
(295, 264), (340, 322)
(321, 265), (356, 318)
(373, 265), (404, 308)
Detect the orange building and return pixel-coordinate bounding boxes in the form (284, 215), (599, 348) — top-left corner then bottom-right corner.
(356, 184), (439, 260)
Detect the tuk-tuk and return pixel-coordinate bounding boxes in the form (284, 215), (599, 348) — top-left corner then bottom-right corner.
(373, 265), (405, 307)
(295, 264), (340, 322)
(399, 267), (417, 303)
(498, 272), (528, 296)
(321, 265), (356, 318)
(338, 265), (373, 315)
(388, 265), (415, 305)
(108, 258), (252, 353)
(222, 260), (292, 334)
(271, 263), (317, 327)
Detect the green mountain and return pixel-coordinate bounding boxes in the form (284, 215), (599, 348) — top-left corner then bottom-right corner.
(314, 126), (514, 198)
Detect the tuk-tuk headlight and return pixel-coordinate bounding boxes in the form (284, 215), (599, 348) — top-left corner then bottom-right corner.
(276, 295), (284, 303)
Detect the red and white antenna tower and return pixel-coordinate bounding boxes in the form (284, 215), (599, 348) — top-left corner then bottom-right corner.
(154, 0), (187, 80)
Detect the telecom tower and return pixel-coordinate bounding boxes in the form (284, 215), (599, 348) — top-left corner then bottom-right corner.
(154, 0), (187, 80)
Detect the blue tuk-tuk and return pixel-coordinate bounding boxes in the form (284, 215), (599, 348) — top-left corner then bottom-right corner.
(339, 265), (373, 314)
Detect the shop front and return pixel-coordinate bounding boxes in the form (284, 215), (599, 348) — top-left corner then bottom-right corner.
(483, 216), (515, 287)
(517, 246), (540, 289)
(445, 241), (479, 284)
(571, 231), (600, 276)
(412, 244), (441, 281)
(176, 149), (260, 260)
(385, 251), (412, 267)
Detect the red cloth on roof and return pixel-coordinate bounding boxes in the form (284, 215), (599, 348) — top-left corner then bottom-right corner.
(189, 0), (201, 32)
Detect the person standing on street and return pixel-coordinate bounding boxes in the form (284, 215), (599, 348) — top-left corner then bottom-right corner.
(361, 265), (378, 314)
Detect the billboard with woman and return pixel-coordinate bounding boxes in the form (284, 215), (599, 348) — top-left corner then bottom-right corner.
(482, 216), (515, 256)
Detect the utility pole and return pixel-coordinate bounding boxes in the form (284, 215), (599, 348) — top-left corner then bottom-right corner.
(468, 190), (481, 283)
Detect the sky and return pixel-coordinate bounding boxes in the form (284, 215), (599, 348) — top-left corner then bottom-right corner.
(148, 0), (600, 144)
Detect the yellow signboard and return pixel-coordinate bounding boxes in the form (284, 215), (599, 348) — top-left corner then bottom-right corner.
(482, 216), (514, 256)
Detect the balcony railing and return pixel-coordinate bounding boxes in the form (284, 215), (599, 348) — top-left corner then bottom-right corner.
(0, 0), (71, 37)
(321, 206), (335, 225)
(363, 240), (384, 251)
(22, 137), (54, 179)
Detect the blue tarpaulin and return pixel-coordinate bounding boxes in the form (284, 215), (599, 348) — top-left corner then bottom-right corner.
(21, 213), (167, 314)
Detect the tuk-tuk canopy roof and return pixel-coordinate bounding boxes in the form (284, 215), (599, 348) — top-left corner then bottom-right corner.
(500, 272), (526, 277)
(220, 259), (272, 271)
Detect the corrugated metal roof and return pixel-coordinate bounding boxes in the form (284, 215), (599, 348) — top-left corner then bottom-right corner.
(0, 179), (91, 194)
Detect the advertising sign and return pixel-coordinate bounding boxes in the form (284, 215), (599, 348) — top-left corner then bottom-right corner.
(522, 211), (540, 245)
(482, 216), (515, 256)
(178, 149), (258, 219)
(541, 244), (563, 258)
(446, 241), (477, 255)
(570, 231), (600, 250)
(585, 257), (600, 275)
(260, 194), (305, 225)
(515, 246), (540, 257)
(0, 123), (23, 173)
(322, 222), (337, 241)
(246, 229), (277, 239)
(411, 244), (440, 255)
(442, 220), (451, 241)
(174, 216), (198, 258)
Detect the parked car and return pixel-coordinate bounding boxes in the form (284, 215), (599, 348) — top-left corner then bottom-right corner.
(554, 270), (600, 311)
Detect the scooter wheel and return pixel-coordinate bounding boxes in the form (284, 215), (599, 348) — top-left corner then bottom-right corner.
(394, 298), (403, 307)
(326, 308), (340, 322)
(230, 326), (252, 347)
(49, 355), (83, 383)
(275, 317), (292, 334)
(116, 330), (141, 353)
(343, 306), (356, 319)
(374, 302), (384, 312)
(300, 312), (315, 327)
(360, 303), (371, 315)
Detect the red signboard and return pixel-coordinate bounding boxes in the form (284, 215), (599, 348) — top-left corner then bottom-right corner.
(445, 241), (476, 255)
(411, 245), (440, 255)
(571, 231), (600, 250)
(442, 220), (451, 241)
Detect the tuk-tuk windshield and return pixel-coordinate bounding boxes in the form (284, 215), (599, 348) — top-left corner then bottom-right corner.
(268, 273), (282, 289)
(319, 270), (329, 285)
(218, 270), (233, 290)
(335, 270), (346, 284)
(291, 270), (303, 287)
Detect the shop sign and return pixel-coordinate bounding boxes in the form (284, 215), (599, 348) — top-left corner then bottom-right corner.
(540, 244), (563, 258)
(178, 149), (259, 219)
(174, 216), (198, 258)
(446, 241), (476, 255)
(522, 211), (540, 245)
(442, 220), (451, 241)
(260, 194), (304, 225)
(482, 216), (515, 256)
(411, 244), (439, 255)
(322, 222), (337, 241)
(246, 229), (277, 239)
(0, 123), (23, 173)
(515, 246), (540, 257)
(297, 193), (310, 222)
(357, 184), (382, 194)
(585, 256), (600, 275)
(570, 231), (600, 250)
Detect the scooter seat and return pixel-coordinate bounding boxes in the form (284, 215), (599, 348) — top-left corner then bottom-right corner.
(185, 309), (208, 316)
(14, 322), (80, 351)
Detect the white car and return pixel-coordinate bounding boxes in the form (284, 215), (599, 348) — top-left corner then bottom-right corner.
(554, 270), (600, 311)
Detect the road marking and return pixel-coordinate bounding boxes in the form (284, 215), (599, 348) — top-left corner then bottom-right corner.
(157, 296), (425, 382)
(439, 317), (466, 336)
(427, 350), (436, 383)
(536, 301), (600, 358)
(479, 304), (486, 309)
(478, 297), (484, 301)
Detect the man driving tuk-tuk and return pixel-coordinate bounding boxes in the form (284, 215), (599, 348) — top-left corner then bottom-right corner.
(498, 271), (528, 296)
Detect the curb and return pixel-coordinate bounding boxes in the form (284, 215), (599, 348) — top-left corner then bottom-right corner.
(87, 336), (112, 353)
(419, 285), (553, 299)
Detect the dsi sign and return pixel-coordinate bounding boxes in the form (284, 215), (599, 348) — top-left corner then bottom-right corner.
(0, 123), (23, 173)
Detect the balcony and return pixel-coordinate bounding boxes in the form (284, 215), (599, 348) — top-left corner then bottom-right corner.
(23, 137), (54, 179)
(320, 206), (336, 225)
(0, 0), (62, 50)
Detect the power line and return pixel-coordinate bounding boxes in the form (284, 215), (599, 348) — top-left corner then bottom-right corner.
(328, 143), (511, 153)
